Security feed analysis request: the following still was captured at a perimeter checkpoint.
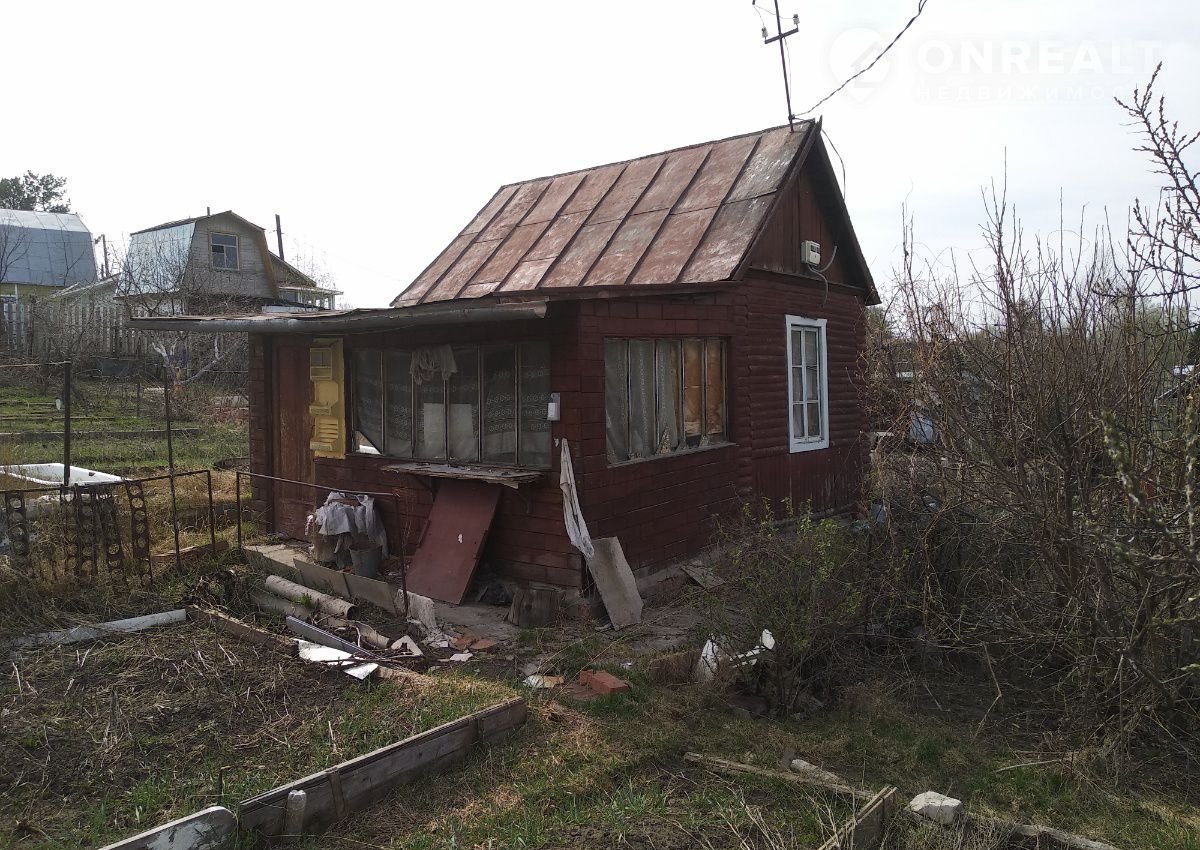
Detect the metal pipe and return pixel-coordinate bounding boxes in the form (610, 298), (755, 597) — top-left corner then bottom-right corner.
(235, 469), (243, 554)
(206, 469), (217, 553)
(163, 370), (181, 573)
(128, 301), (548, 334)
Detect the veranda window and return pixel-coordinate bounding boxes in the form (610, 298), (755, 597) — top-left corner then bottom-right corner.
(605, 337), (727, 463)
(351, 342), (551, 466)
(786, 315), (829, 452)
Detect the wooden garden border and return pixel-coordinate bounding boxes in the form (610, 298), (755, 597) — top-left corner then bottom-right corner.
(237, 696), (527, 839)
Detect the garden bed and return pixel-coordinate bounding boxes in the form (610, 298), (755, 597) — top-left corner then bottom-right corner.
(1, 620), (513, 848)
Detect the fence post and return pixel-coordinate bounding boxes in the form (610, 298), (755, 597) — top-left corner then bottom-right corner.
(164, 369), (182, 572)
(62, 360), (72, 487)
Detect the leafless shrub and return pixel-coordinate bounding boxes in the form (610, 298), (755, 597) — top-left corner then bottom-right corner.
(704, 504), (886, 716)
(869, 162), (1199, 765)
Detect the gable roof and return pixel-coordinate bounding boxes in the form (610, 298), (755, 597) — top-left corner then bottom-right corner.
(394, 120), (872, 307)
(0, 209), (98, 287)
(123, 209), (281, 298)
(131, 210), (266, 236)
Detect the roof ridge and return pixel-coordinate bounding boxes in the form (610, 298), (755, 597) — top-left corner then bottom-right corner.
(496, 121), (814, 190)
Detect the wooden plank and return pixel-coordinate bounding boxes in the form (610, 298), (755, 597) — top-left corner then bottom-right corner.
(97, 805), (235, 850)
(381, 460), (542, 489)
(817, 786), (897, 850)
(237, 697), (527, 838)
(406, 479), (502, 603)
(186, 606), (297, 656)
(682, 753), (873, 802)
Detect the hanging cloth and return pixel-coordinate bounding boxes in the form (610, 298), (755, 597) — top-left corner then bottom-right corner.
(559, 439), (594, 560)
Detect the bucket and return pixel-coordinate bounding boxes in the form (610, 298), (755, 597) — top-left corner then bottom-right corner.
(349, 544), (383, 578)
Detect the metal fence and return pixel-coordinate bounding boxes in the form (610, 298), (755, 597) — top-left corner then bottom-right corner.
(1, 470), (220, 587)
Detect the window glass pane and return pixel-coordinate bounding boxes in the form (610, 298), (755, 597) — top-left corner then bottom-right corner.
(448, 347), (479, 462)
(519, 343), (552, 467)
(227, 246), (238, 267)
(807, 403), (822, 438)
(352, 350), (383, 452)
(415, 373), (446, 459)
(212, 234), (235, 247)
(704, 339), (724, 438)
(806, 365), (820, 401)
(655, 340), (681, 454)
(482, 346), (517, 463)
(793, 404), (806, 439)
(384, 351), (413, 457)
(683, 339), (704, 444)
(791, 328), (805, 368)
(627, 341), (656, 459)
(804, 329), (819, 366)
(605, 339), (629, 463)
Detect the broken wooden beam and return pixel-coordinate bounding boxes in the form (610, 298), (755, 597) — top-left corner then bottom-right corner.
(186, 606), (297, 655)
(818, 786), (898, 850)
(238, 697), (528, 838)
(683, 752), (874, 802)
(151, 540), (230, 566)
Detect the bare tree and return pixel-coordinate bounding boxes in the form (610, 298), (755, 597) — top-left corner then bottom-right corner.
(1118, 64), (1200, 299)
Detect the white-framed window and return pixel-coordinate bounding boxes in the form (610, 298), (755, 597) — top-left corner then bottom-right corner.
(786, 315), (829, 452)
(210, 232), (240, 270)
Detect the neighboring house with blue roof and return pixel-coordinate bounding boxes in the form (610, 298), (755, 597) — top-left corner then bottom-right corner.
(0, 209), (98, 300)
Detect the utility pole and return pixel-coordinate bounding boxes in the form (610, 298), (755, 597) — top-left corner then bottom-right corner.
(94, 234), (109, 278)
(275, 213), (285, 261)
(761, 1), (800, 130)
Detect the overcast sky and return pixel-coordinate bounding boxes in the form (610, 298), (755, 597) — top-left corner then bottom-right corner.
(5, 1), (1198, 307)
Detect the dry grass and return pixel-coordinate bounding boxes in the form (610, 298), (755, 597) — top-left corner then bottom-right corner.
(0, 621), (512, 849)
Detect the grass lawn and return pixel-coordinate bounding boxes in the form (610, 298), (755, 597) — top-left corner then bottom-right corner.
(1, 560), (1196, 850)
(0, 379), (247, 476)
(313, 634), (1200, 850)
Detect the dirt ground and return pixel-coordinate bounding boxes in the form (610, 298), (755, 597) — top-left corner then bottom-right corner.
(0, 620), (509, 849)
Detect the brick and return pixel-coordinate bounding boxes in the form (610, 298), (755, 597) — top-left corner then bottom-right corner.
(578, 668), (631, 695)
(452, 632), (478, 651)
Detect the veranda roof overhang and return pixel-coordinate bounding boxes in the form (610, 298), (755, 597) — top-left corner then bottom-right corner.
(127, 298), (548, 334)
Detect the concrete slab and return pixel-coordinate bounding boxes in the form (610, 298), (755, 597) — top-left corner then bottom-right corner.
(585, 537), (643, 629)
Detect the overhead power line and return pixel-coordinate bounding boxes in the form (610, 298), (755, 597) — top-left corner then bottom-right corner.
(798, 0), (932, 117)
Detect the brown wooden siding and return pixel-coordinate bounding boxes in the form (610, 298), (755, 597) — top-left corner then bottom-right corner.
(249, 305), (586, 589)
(187, 213), (276, 300)
(571, 278), (866, 578)
(746, 150), (856, 286)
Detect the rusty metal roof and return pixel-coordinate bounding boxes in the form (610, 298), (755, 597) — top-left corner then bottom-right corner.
(393, 122), (817, 307)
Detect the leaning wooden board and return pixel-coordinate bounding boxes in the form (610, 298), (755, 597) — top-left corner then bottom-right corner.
(405, 479), (502, 603)
(238, 696), (527, 837)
